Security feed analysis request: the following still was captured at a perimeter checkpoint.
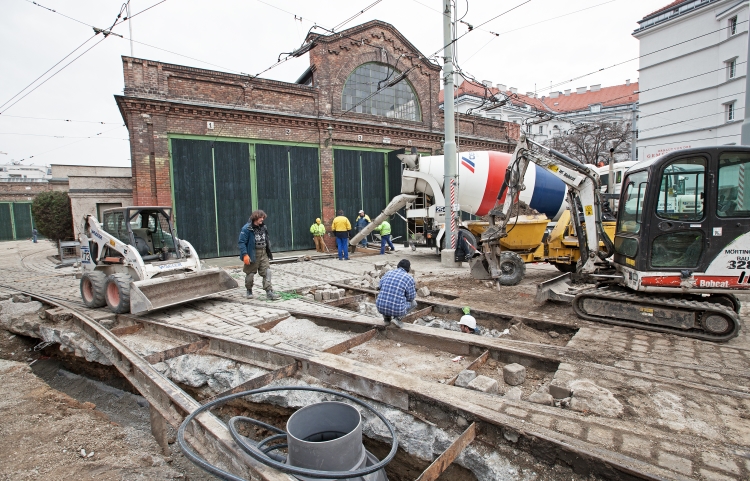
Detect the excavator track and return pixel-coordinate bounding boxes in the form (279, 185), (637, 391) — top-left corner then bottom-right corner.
(572, 286), (741, 342)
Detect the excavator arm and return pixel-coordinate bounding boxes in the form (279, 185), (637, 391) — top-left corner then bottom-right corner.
(481, 132), (614, 277)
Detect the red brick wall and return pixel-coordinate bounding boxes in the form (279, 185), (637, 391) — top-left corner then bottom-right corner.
(0, 182), (64, 202)
(117, 20), (517, 227)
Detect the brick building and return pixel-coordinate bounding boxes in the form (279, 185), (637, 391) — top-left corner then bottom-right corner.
(115, 20), (518, 258)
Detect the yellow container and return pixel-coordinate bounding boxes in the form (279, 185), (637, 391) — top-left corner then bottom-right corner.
(465, 215), (549, 250)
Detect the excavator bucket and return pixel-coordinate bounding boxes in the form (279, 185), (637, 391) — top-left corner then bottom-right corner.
(129, 268), (238, 315)
(535, 273), (575, 303)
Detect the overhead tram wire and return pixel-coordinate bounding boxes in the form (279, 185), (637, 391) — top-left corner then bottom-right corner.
(409, 0), (501, 37)
(16, 125), (127, 162)
(0, 36), (109, 115)
(639, 91), (745, 119)
(0, 132), (127, 139)
(0, 115), (123, 124)
(639, 107), (745, 133)
(332, 0), (384, 32)
(543, 19), (750, 93)
(462, 0), (621, 64)
(0, 34), (97, 111)
(641, 133), (740, 147)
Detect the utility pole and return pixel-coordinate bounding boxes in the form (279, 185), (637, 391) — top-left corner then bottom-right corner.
(742, 24), (750, 144)
(631, 104), (638, 160)
(442, 0), (458, 264)
(127, 1), (134, 57)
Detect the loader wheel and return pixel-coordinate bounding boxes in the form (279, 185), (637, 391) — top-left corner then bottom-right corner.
(105, 273), (133, 314)
(496, 251), (526, 286)
(80, 271), (107, 308)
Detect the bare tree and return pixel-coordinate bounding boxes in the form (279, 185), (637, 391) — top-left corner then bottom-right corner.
(544, 119), (632, 165)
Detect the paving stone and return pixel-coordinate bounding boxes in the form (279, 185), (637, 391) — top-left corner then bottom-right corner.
(528, 391), (554, 406)
(657, 452), (692, 475)
(699, 469), (736, 481)
(555, 420), (582, 437)
(529, 413), (553, 428)
(504, 406), (528, 418)
(502, 363), (526, 386)
(503, 387), (522, 400)
(417, 286), (430, 297)
(569, 379), (623, 417)
(549, 379), (571, 399)
(467, 375), (499, 394)
(621, 434), (651, 458)
(454, 370), (476, 388)
(701, 451), (740, 474)
(586, 426), (614, 447)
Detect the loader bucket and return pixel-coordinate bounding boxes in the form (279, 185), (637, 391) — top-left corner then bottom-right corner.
(535, 273), (574, 304)
(129, 268), (238, 315)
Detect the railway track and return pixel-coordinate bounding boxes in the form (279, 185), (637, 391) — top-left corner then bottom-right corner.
(2, 279), (748, 480)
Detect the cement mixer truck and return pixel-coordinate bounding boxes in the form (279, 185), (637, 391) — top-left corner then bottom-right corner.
(350, 149), (615, 285)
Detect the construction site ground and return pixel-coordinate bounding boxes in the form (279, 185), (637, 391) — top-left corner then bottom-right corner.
(1, 239), (749, 481)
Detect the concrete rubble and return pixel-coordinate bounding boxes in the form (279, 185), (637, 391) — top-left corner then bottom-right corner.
(0, 298), (111, 365)
(455, 369), (477, 387)
(568, 379), (624, 417)
(344, 261), (409, 290)
(467, 375), (499, 394)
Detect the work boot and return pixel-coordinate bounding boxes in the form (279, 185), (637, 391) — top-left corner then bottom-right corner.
(246, 289), (253, 299)
(266, 290), (281, 301)
(392, 318), (404, 328)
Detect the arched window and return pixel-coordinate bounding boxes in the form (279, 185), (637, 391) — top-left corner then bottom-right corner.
(342, 63), (421, 121)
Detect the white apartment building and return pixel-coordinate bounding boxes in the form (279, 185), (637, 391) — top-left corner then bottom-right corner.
(633, 0), (749, 160)
(441, 80), (638, 159)
(0, 163), (51, 182)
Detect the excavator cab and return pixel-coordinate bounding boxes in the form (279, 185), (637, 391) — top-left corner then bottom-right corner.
(573, 147), (750, 341)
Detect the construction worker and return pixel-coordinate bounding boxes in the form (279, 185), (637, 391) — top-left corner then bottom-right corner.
(376, 259), (416, 328)
(375, 219), (395, 254)
(310, 218), (326, 252)
(458, 306), (479, 335)
(355, 210), (371, 247)
(238, 210), (281, 300)
(32, 228), (37, 243)
(331, 209), (352, 260)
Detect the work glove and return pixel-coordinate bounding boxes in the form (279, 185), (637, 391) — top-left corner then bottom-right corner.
(243, 254), (250, 265)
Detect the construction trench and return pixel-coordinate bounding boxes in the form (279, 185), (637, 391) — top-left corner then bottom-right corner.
(1, 241), (750, 480)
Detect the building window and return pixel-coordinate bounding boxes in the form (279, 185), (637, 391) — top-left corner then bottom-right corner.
(727, 58), (737, 79)
(526, 124), (532, 133)
(538, 125), (544, 134)
(342, 62), (421, 121)
(590, 104), (601, 113)
(729, 16), (738, 36)
(727, 102), (736, 122)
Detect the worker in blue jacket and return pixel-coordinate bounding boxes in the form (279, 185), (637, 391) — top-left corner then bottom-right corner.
(238, 210), (281, 300)
(355, 210), (371, 247)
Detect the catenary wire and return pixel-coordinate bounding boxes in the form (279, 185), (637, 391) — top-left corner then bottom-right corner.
(639, 91), (745, 119)
(0, 36), (108, 115)
(16, 126), (127, 162)
(0, 132), (127, 139)
(0, 34), (97, 111)
(0, 115), (123, 124)
(332, 0), (384, 31)
(639, 107), (745, 133)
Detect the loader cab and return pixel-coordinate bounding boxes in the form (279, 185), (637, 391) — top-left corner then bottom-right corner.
(613, 147), (750, 275)
(101, 207), (179, 261)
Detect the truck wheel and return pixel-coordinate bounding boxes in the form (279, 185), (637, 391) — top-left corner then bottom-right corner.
(496, 251), (526, 286)
(105, 273), (132, 314)
(552, 262), (577, 273)
(80, 271), (107, 308)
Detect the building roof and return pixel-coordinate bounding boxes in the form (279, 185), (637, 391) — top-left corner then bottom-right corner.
(440, 80), (639, 114)
(644, 0), (685, 19)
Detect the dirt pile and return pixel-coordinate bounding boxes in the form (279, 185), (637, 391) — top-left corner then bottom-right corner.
(0, 359), (182, 480)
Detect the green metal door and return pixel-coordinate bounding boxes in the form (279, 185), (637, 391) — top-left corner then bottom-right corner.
(289, 146), (321, 251)
(333, 149), (361, 220)
(171, 138), (218, 258)
(387, 150), (407, 243)
(0, 204), (12, 241)
(361, 151), (387, 217)
(214, 142), (252, 257)
(256, 144), (293, 252)
(13, 203), (33, 239)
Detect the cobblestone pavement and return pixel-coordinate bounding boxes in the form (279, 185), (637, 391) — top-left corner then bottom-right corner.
(2, 240), (750, 479)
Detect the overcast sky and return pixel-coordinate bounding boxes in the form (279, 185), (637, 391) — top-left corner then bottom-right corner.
(0, 0), (658, 167)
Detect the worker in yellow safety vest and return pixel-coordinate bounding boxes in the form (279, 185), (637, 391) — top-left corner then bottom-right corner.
(331, 210), (352, 260)
(310, 218), (326, 252)
(375, 219), (396, 255)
